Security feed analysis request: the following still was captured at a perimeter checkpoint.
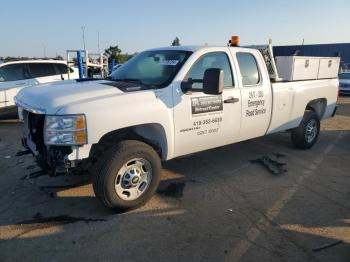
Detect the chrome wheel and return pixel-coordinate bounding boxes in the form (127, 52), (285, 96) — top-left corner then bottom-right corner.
(305, 119), (317, 143)
(114, 158), (152, 201)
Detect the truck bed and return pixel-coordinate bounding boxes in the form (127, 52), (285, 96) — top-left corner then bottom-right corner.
(267, 78), (338, 134)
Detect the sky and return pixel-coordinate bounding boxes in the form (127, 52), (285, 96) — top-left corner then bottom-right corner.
(1, 0), (350, 58)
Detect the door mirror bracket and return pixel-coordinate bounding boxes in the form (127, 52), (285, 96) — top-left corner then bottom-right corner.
(181, 78), (193, 95)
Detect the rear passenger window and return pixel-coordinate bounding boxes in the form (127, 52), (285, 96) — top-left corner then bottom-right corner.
(236, 53), (260, 86)
(28, 63), (57, 78)
(55, 63), (74, 74)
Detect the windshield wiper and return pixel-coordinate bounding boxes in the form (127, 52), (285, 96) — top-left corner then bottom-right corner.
(108, 77), (163, 89)
(113, 78), (142, 84)
(111, 78), (156, 88)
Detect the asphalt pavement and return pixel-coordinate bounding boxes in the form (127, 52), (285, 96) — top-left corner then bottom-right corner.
(0, 96), (349, 262)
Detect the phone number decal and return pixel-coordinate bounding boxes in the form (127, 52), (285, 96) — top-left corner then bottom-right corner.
(193, 117), (223, 126)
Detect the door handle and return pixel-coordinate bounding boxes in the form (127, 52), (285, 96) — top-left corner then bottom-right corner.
(15, 82), (26, 86)
(224, 96), (239, 103)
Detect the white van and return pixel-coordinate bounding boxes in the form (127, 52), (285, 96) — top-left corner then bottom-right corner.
(0, 60), (79, 118)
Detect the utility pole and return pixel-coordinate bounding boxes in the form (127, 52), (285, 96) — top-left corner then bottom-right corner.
(98, 31), (100, 53)
(81, 26), (86, 51)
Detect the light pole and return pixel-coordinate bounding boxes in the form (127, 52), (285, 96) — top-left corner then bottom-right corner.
(81, 26), (86, 51)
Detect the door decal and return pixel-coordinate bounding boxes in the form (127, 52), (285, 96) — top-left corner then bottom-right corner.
(191, 95), (223, 115)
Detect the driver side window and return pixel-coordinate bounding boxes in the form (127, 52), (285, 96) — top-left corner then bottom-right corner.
(187, 52), (234, 90)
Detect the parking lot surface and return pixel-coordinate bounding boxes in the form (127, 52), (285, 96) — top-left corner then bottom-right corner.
(0, 96), (349, 262)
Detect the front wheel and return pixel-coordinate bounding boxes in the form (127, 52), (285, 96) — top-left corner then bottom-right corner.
(93, 140), (161, 210)
(291, 111), (320, 149)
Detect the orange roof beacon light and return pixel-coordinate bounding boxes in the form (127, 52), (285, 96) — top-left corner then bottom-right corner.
(228, 36), (239, 47)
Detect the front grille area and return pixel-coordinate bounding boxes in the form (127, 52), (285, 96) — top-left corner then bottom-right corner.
(26, 111), (45, 154)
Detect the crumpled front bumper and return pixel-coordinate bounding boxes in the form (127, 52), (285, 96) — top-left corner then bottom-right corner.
(22, 136), (73, 175)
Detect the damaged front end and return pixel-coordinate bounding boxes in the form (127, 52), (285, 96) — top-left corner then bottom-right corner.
(19, 107), (87, 176)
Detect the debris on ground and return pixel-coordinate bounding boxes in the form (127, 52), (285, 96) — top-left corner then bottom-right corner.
(15, 149), (31, 156)
(251, 155), (287, 175)
(4, 155), (11, 159)
(26, 165), (37, 170)
(272, 152), (286, 158)
(21, 170), (47, 180)
(17, 212), (106, 226)
(312, 240), (343, 252)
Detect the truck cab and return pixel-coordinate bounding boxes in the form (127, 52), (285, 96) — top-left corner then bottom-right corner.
(14, 43), (338, 210)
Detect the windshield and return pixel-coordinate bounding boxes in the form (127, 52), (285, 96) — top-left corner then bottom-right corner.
(109, 50), (192, 88)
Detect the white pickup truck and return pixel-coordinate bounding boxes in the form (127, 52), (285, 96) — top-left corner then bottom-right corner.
(15, 42), (339, 210)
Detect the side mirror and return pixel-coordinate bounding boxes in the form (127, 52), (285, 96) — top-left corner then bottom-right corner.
(203, 68), (223, 95)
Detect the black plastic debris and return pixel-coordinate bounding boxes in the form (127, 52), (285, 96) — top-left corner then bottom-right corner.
(251, 155), (287, 175)
(15, 150), (31, 156)
(272, 152), (286, 158)
(21, 170), (47, 180)
(26, 165), (36, 170)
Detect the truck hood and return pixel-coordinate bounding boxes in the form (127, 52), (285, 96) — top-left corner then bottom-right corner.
(15, 80), (128, 114)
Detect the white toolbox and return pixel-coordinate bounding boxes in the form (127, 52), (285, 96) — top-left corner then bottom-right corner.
(275, 56), (340, 81)
(318, 57), (340, 79)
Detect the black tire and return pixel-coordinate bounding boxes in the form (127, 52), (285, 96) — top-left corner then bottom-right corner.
(291, 110), (320, 149)
(93, 140), (161, 210)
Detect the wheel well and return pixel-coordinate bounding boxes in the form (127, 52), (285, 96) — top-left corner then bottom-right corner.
(91, 124), (168, 160)
(306, 98), (327, 119)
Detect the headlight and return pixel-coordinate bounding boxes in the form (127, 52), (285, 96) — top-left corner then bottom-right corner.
(44, 114), (87, 145)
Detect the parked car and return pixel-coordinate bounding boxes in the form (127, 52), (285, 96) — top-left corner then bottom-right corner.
(0, 60), (79, 118)
(339, 72), (350, 95)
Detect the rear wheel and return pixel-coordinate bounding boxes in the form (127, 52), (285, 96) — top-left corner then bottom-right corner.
(291, 110), (320, 149)
(93, 140), (161, 210)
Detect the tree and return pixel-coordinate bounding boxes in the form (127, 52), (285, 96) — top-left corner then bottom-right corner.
(104, 45), (122, 63)
(171, 37), (181, 46)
